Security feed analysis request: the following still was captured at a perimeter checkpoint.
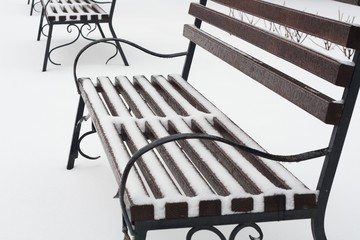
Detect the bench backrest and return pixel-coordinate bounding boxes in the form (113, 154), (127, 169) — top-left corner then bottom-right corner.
(182, 0), (360, 212)
(335, 0), (360, 5)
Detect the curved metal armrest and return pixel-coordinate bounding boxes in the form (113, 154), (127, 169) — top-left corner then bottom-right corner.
(73, 37), (187, 93)
(118, 133), (329, 236)
(90, 0), (112, 4)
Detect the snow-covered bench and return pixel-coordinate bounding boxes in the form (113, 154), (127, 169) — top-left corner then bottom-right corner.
(67, 0), (360, 239)
(37, 0), (128, 71)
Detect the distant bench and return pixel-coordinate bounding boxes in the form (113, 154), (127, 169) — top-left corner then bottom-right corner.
(36, 0), (128, 71)
(67, 0), (360, 239)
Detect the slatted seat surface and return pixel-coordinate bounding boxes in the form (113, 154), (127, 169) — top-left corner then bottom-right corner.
(78, 74), (318, 221)
(41, 0), (108, 22)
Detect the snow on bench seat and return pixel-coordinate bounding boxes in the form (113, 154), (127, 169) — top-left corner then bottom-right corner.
(41, 0), (108, 22)
(78, 74), (317, 222)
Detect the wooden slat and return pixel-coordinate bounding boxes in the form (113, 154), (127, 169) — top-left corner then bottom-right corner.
(77, 78), (155, 222)
(183, 24), (344, 124)
(115, 75), (159, 118)
(264, 195), (286, 212)
(189, 3), (354, 87)
(151, 75), (290, 193)
(62, 5), (77, 20)
(145, 123), (214, 198)
(97, 77), (131, 117)
(44, 1), (109, 22)
(78, 75), (320, 220)
(115, 76), (223, 205)
(210, 118), (290, 189)
(165, 75), (299, 191)
(212, 0), (360, 48)
(132, 76), (250, 197)
(116, 76), (237, 218)
(333, 0), (360, 5)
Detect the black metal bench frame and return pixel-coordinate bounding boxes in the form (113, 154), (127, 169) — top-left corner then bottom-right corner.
(37, 0), (128, 71)
(67, 0), (360, 239)
(29, 0), (40, 16)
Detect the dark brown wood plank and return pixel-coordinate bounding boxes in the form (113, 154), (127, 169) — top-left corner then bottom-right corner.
(294, 194), (317, 210)
(211, 0), (360, 48)
(167, 121), (231, 197)
(212, 118), (293, 188)
(190, 120), (262, 195)
(165, 202), (188, 219)
(130, 76), (167, 117)
(199, 200), (222, 216)
(183, 25), (344, 124)
(231, 198), (254, 212)
(144, 123), (199, 197)
(151, 75), (210, 113)
(78, 78), (154, 222)
(115, 76), (148, 118)
(130, 204), (155, 222)
(189, 3), (354, 87)
(96, 77), (128, 117)
(121, 125), (165, 199)
(264, 195), (286, 212)
(333, 0), (360, 5)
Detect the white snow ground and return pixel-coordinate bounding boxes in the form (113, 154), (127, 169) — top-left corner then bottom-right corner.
(0, 1), (359, 239)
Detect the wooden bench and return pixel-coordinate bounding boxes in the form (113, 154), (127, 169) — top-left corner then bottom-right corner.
(37, 0), (128, 71)
(67, 0), (360, 239)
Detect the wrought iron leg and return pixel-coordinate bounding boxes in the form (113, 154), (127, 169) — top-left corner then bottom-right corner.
(37, 8), (45, 41)
(30, 0), (35, 16)
(42, 23), (53, 71)
(108, 21), (129, 66)
(67, 97), (85, 170)
(311, 216), (327, 240)
(97, 23), (106, 38)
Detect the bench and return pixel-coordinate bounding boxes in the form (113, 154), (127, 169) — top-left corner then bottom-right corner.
(37, 0), (128, 71)
(67, 0), (360, 239)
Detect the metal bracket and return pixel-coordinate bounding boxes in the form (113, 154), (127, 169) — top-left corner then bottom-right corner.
(76, 115), (100, 160)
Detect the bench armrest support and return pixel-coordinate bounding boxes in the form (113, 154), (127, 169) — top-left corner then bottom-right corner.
(73, 37), (187, 92)
(118, 133), (329, 235)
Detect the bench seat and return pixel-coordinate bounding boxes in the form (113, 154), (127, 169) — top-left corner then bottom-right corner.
(78, 74), (317, 222)
(41, 0), (108, 23)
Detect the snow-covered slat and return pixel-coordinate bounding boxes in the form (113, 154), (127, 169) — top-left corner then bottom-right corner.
(42, 0), (109, 23)
(114, 76), (229, 218)
(77, 74), (318, 221)
(78, 78), (155, 221)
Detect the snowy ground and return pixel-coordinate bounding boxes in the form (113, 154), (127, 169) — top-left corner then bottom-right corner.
(1, 1), (359, 239)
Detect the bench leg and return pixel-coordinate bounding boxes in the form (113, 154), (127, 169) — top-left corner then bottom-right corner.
(108, 21), (129, 66)
(42, 23), (53, 71)
(96, 23), (106, 39)
(67, 97), (85, 170)
(311, 216), (327, 240)
(37, 8), (45, 41)
(30, 0), (35, 16)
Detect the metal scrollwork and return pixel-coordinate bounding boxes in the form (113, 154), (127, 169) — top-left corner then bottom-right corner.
(229, 223), (263, 240)
(78, 129), (100, 160)
(79, 23), (98, 42)
(186, 226), (226, 240)
(76, 116), (100, 160)
(41, 23), (49, 38)
(48, 23), (101, 66)
(186, 223), (263, 240)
